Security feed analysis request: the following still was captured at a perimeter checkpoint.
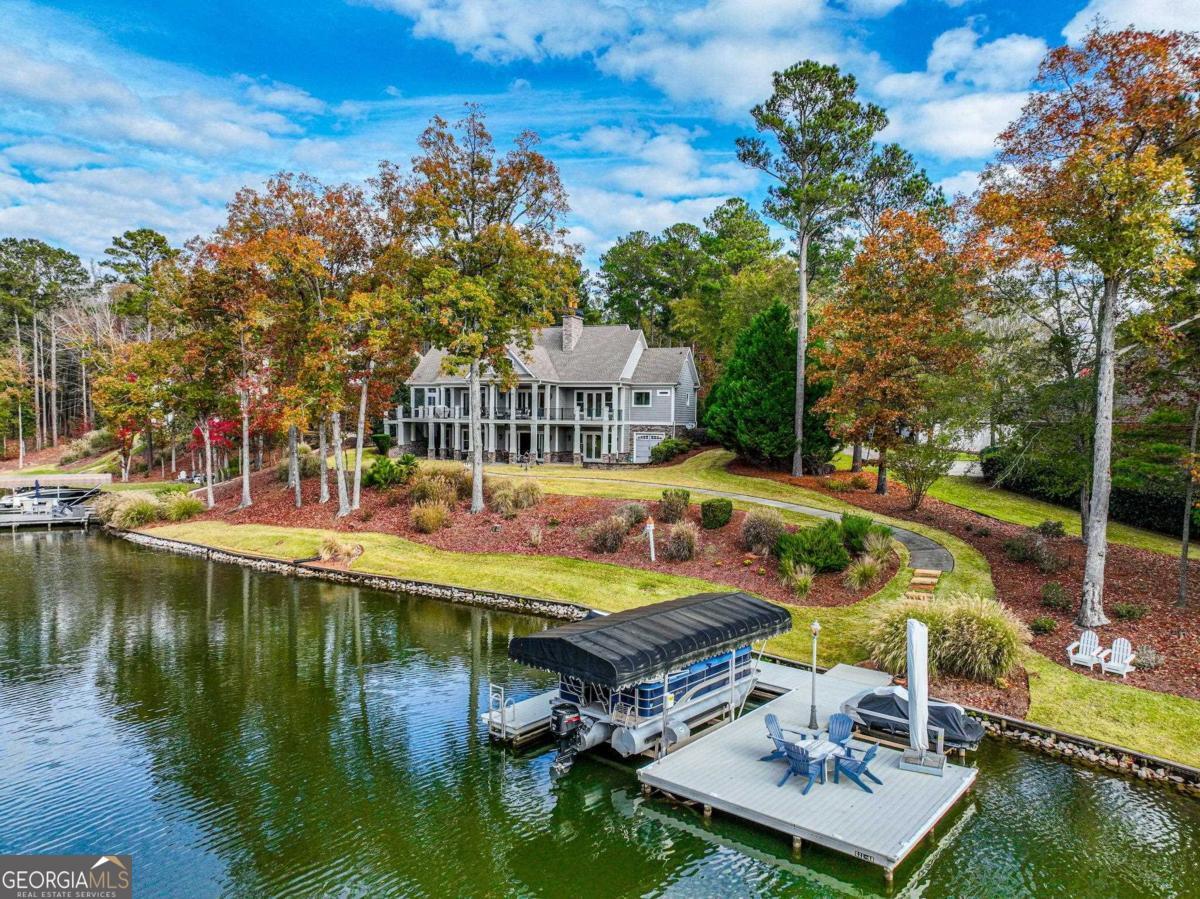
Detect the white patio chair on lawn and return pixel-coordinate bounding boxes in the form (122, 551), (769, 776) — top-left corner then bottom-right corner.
(1101, 637), (1136, 678)
(1067, 630), (1105, 671)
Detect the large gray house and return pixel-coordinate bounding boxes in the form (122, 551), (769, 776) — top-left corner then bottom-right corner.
(390, 313), (699, 464)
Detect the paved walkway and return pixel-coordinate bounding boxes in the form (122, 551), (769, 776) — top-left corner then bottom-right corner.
(504, 471), (956, 573)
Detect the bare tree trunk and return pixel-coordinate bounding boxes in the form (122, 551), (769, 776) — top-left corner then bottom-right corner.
(32, 315), (41, 450)
(201, 420), (215, 509)
(317, 416), (330, 503)
(13, 313), (25, 468)
(49, 320), (58, 446)
(1079, 277), (1117, 628)
(875, 447), (888, 495)
(256, 433), (263, 472)
(1178, 398), (1199, 608)
(332, 411), (350, 517)
(289, 425), (302, 508)
(351, 362), (371, 511)
(791, 232), (809, 478)
(170, 424), (176, 474)
(1079, 483), (1091, 547)
(851, 443), (863, 473)
(469, 360), (484, 513)
(239, 390), (252, 509)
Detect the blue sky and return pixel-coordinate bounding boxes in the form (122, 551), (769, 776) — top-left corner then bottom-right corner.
(0, 0), (1193, 268)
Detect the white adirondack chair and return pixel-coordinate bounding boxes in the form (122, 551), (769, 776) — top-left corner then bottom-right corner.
(1067, 630), (1105, 671)
(1101, 637), (1136, 678)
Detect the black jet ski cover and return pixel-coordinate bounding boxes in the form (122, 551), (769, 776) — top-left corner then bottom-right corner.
(841, 686), (985, 749)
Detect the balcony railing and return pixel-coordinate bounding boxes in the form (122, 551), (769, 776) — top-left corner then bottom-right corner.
(403, 404), (623, 422)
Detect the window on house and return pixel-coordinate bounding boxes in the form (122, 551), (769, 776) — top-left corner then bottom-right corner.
(633, 390), (652, 407)
(687, 391), (693, 407)
(657, 389), (671, 396)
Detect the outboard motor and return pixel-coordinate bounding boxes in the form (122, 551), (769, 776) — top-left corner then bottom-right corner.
(549, 703), (582, 777)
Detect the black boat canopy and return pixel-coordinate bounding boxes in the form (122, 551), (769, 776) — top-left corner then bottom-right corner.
(508, 592), (792, 689)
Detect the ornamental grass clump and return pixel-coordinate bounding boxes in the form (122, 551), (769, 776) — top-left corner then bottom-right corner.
(863, 531), (895, 564)
(844, 555), (883, 590)
(587, 514), (627, 553)
(615, 502), (648, 528)
(163, 493), (205, 522)
(513, 480), (543, 509)
(663, 521), (700, 562)
(113, 496), (164, 529)
(319, 536), (363, 564)
(658, 488), (690, 523)
(410, 501), (451, 533)
(865, 593), (1029, 684)
(741, 508), (784, 556)
(410, 474), (458, 507)
(779, 558), (815, 599)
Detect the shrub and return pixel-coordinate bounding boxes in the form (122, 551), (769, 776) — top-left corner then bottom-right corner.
(384, 487), (405, 507)
(275, 444), (323, 482)
(114, 497), (163, 528)
(1134, 645), (1164, 670)
(863, 531), (895, 564)
(363, 454), (419, 489)
(779, 558), (815, 599)
(91, 492), (127, 524)
(844, 555), (883, 590)
(823, 478), (852, 493)
(649, 437), (693, 464)
(319, 536), (363, 563)
(410, 501), (451, 533)
(489, 483), (519, 518)
(528, 524), (543, 548)
(663, 521), (700, 561)
(890, 437), (957, 510)
(1040, 581), (1071, 611)
(1003, 531), (1066, 574)
(587, 515), (627, 553)
(741, 508), (784, 556)
(776, 521), (851, 573)
(1032, 519), (1066, 539)
(840, 513), (873, 554)
(1031, 616), (1057, 635)
(513, 479), (543, 509)
(615, 502), (648, 528)
(370, 433), (394, 456)
(61, 428), (116, 464)
(865, 593), (1030, 683)
(1112, 601), (1146, 621)
(976, 526), (991, 537)
(410, 474), (457, 507)
(700, 498), (733, 530)
(658, 488), (690, 523)
(849, 473), (871, 491)
(163, 493), (204, 522)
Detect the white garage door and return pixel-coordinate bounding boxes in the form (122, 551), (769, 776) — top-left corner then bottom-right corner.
(633, 433), (665, 462)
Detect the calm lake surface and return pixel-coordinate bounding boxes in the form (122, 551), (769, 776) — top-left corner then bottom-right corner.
(2, 533), (1198, 897)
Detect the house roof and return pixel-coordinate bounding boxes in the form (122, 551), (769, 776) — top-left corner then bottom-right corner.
(407, 322), (695, 386)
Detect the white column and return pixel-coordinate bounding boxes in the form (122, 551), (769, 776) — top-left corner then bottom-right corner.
(397, 404), (405, 445)
(530, 380), (539, 459)
(488, 382), (496, 420)
(509, 388), (517, 454)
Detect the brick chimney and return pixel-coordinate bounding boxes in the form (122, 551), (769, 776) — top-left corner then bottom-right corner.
(562, 310), (583, 352)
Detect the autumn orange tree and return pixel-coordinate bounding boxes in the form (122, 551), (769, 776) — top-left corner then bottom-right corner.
(815, 208), (986, 495)
(375, 106), (575, 514)
(978, 27), (1200, 626)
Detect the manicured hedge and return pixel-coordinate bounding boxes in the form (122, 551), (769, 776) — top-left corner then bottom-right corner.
(982, 443), (1196, 538)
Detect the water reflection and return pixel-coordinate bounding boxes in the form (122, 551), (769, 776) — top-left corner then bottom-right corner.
(1, 533), (1198, 898)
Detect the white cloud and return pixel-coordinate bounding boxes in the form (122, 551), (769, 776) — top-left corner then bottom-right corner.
(0, 45), (135, 109)
(936, 168), (981, 198)
(3, 139), (108, 168)
(369, 0), (629, 64)
(1063, 0), (1200, 42)
(885, 91), (1026, 158)
(240, 77), (327, 114)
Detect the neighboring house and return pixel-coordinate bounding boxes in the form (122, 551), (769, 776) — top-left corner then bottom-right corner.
(389, 313), (700, 464)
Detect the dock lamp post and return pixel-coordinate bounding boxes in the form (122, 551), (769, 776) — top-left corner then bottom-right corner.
(808, 620), (821, 730)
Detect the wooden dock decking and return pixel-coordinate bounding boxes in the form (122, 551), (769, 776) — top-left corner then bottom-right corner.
(636, 665), (977, 881)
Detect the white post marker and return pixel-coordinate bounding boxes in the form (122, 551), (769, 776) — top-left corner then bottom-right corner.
(807, 620), (821, 730)
(645, 516), (656, 562)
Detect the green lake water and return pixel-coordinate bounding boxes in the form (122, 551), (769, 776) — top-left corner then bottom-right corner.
(1, 532), (1198, 897)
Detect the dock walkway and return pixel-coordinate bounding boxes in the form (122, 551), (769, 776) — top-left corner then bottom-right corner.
(637, 665), (976, 882)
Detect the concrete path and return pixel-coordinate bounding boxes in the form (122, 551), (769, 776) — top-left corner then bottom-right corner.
(510, 471), (956, 573)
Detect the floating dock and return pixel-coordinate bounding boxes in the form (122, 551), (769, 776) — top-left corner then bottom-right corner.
(636, 663), (977, 883)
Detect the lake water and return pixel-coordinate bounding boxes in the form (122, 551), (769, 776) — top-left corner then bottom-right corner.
(1, 532), (1198, 897)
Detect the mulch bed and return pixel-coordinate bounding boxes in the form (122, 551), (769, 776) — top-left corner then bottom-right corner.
(731, 461), (1200, 702)
(178, 467), (898, 608)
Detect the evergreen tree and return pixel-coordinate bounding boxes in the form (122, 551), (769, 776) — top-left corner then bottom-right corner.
(705, 301), (836, 469)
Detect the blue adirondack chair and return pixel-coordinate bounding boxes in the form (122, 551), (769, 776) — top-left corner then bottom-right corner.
(761, 713), (811, 762)
(833, 743), (883, 793)
(824, 713), (854, 753)
(778, 741), (825, 794)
